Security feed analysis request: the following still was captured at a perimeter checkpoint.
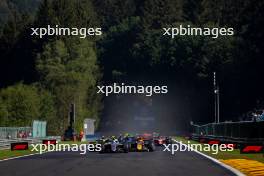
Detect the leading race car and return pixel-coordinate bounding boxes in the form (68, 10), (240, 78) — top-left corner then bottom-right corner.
(124, 133), (155, 152)
(136, 136), (155, 152)
(99, 136), (129, 153)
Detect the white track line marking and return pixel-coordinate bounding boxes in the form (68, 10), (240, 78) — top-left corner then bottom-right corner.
(0, 151), (49, 162)
(172, 139), (245, 176)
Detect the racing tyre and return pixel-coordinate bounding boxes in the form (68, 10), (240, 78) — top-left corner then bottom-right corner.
(148, 142), (155, 152)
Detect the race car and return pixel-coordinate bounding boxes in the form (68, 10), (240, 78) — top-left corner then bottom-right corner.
(99, 136), (129, 153)
(135, 136), (155, 152)
(124, 133), (155, 152)
(153, 134), (172, 146)
(122, 135), (137, 151)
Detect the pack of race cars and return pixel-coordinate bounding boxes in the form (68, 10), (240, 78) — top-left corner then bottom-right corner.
(94, 133), (172, 153)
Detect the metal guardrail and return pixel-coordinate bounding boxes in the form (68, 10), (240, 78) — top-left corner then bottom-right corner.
(0, 138), (40, 150)
(0, 139), (15, 150)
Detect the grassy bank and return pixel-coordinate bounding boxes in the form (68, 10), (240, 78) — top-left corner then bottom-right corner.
(0, 141), (89, 160)
(0, 147), (39, 160)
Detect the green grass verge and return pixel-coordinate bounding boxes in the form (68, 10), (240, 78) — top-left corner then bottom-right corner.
(174, 137), (264, 163)
(0, 147), (39, 160)
(0, 141), (89, 160)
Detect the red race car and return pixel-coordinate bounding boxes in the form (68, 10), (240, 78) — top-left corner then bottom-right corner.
(153, 134), (172, 146)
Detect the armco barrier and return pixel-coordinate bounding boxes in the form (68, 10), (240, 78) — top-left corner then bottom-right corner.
(0, 138), (38, 150)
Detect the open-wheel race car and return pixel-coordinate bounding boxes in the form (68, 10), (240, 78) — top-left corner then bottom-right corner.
(152, 132), (172, 146)
(124, 133), (155, 152)
(98, 136), (129, 153)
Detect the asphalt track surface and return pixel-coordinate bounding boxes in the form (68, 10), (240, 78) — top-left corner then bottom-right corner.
(0, 147), (236, 176)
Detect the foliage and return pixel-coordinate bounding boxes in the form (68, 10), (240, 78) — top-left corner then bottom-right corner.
(0, 83), (55, 128)
(0, 0), (263, 130)
(36, 38), (101, 132)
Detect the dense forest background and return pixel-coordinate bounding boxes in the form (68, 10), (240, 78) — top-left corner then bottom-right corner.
(0, 0), (263, 134)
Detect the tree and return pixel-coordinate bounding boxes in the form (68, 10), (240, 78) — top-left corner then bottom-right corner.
(92, 0), (137, 29)
(0, 98), (8, 126)
(36, 38), (101, 132)
(182, 0), (202, 24)
(0, 83), (57, 132)
(98, 17), (141, 80)
(38, 86), (57, 134)
(140, 0), (182, 29)
(0, 83), (40, 126)
(0, 5), (36, 87)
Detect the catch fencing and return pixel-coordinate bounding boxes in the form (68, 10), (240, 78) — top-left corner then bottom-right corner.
(0, 127), (32, 139)
(191, 121), (264, 143)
